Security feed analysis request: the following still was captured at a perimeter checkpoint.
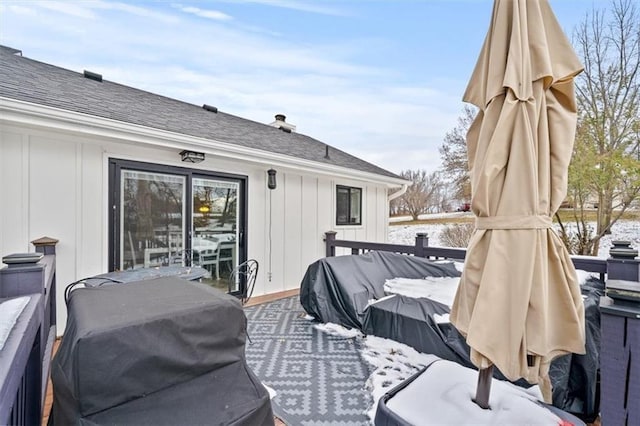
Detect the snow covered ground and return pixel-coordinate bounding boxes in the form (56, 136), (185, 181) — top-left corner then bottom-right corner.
(389, 219), (640, 258)
(389, 211), (473, 223)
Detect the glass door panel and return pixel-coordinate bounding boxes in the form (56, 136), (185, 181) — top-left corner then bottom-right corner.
(120, 170), (185, 270)
(110, 159), (246, 296)
(192, 178), (240, 291)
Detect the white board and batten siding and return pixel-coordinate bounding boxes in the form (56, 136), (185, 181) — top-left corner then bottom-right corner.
(0, 123), (394, 333)
(260, 172), (391, 295)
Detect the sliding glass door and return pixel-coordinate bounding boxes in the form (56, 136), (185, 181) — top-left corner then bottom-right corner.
(109, 159), (247, 293)
(192, 177), (240, 290)
(120, 170), (186, 270)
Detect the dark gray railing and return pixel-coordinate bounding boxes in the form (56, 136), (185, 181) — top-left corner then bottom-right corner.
(324, 231), (610, 280)
(0, 237), (58, 426)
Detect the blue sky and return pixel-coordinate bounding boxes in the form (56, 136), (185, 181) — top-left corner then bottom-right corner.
(0, 0), (608, 174)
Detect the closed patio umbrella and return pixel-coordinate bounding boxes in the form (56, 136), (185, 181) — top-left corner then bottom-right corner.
(450, 0), (586, 407)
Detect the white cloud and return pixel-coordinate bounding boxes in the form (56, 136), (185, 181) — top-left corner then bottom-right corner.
(219, 0), (348, 16)
(95, 1), (180, 24)
(36, 1), (97, 19)
(172, 4), (233, 21)
(0, 0), (466, 173)
(1, 0), (180, 29)
(4, 4), (37, 17)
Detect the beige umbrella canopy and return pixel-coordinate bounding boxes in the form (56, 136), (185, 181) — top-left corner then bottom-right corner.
(450, 0), (586, 404)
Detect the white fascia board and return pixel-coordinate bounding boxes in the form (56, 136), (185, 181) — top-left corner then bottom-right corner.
(0, 97), (409, 187)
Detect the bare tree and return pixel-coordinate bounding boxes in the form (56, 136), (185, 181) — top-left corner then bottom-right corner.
(559, 0), (640, 255)
(391, 170), (442, 220)
(439, 105), (477, 202)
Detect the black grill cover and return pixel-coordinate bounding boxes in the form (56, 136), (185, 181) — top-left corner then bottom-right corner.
(50, 277), (273, 425)
(362, 294), (529, 386)
(549, 277), (604, 422)
(363, 295), (469, 366)
(299, 251), (460, 330)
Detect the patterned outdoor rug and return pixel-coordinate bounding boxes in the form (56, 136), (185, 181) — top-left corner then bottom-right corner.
(244, 296), (373, 425)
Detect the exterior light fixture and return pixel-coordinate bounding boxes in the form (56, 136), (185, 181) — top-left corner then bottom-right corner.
(198, 205), (210, 213)
(267, 169), (277, 190)
(180, 150), (205, 163)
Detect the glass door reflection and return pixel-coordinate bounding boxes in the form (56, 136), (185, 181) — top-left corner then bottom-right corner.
(120, 170), (185, 270)
(192, 178), (240, 290)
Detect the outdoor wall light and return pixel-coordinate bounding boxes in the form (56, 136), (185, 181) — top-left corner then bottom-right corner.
(180, 150), (205, 163)
(267, 169), (277, 190)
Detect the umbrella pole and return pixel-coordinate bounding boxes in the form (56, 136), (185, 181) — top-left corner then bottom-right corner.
(473, 366), (493, 409)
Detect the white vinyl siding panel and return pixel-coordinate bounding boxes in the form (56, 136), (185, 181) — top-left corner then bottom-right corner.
(28, 136), (78, 329)
(378, 186), (389, 242)
(366, 185), (378, 242)
(247, 168), (267, 295)
(317, 179), (333, 255)
(0, 123), (393, 334)
(301, 175), (320, 281)
(283, 174), (303, 290)
(0, 131), (28, 255)
(269, 171), (286, 291)
(80, 144), (105, 277)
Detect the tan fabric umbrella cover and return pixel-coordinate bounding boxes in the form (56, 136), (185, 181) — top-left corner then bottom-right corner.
(450, 0), (586, 402)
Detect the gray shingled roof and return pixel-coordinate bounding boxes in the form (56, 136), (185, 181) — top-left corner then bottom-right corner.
(0, 45), (402, 180)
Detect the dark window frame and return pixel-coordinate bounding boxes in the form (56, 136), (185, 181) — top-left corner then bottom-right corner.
(335, 185), (362, 226)
(108, 158), (248, 295)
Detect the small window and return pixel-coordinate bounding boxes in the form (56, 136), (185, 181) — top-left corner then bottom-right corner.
(336, 185), (362, 226)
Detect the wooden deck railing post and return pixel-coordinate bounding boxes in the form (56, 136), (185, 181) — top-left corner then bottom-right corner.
(32, 236), (58, 329)
(414, 233), (429, 258)
(31, 237), (58, 415)
(32, 236), (58, 256)
(606, 240), (639, 282)
(0, 256), (45, 298)
(600, 240), (639, 425)
(324, 231), (337, 257)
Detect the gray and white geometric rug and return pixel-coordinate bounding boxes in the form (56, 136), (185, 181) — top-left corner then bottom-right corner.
(244, 296), (373, 425)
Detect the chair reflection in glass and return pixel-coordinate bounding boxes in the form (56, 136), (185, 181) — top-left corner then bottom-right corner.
(187, 237), (235, 280)
(215, 241), (235, 280)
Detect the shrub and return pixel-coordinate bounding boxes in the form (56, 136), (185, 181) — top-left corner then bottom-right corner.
(440, 223), (474, 248)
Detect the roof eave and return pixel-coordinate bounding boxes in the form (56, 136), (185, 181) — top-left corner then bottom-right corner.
(0, 97), (409, 187)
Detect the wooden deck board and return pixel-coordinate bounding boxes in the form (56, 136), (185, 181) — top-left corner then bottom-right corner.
(42, 339), (58, 426)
